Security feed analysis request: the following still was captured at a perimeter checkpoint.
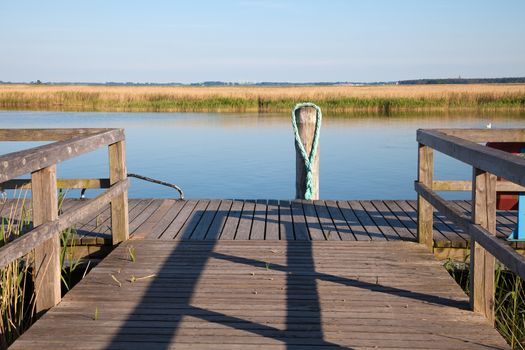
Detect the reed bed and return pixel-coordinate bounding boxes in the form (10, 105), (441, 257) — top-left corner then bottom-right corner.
(0, 193), (34, 349)
(445, 259), (525, 349)
(0, 192), (85, 349)
(0, 84), (524, 113)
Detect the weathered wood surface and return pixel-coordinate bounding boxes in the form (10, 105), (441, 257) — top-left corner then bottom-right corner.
(294, 106), (320, 200)
(417, 129), (525, 187)
(432, 179), (525, 192)
(1, 199), (522, 249)
(417, 144), (434, 251)
(109, 140), (129, 244)
(0, 128), (112, 141)
(470, 169), (497, 323)
(32, 165), (61, 313)
(435, 128), (525, 143)
(0, 180), (128, 268)
(1, 178), (111, 190)
(0, 128), (124, 182)
(10, 240), (509, 350)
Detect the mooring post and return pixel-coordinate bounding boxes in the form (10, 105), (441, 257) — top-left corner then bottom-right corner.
(294, 105), (320, 200)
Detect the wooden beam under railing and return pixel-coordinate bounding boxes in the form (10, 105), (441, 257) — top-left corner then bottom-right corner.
(0, 179), (128, 269)
(432, 180), (525, 192)
(435, 128), (525, 143)
(0, 178), (111, 190)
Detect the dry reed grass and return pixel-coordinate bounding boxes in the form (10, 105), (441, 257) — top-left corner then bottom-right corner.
(0, 83), (524, 112)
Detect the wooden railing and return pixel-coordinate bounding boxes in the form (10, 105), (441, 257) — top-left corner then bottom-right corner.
(0, 128), (129, 314)
(415, 128), (525, 324)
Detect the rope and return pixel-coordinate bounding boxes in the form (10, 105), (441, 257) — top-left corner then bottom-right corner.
(292, 102), (322, 200)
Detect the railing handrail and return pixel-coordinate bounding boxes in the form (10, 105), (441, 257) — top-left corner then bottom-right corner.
(415, 127), (525, 324)
(0, 128), (129, 314)
(0, 128), (124, 182)
(417, 129), (525, 187)
(0, 128), (114, 141)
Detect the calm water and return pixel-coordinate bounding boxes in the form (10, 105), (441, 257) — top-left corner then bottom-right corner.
(1, 110), (525, 199)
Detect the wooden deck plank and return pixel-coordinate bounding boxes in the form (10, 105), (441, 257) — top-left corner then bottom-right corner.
(324, 200), (354, 241)
(383, 200), (418, 237)
(130, 199), (163, 235)
(164, 200), (199, 240)
(236, 200), (255, 240)
(1, 199), (521, 253)
(149, 200), (186, 239)
(250, 200), (267, 240)
(132, 199), (177, 239)
(337, 200), (368, 241)
(371, 200), (415, 241)
(204, 200), (233, 240)
(265, 200), (280, 240)
(405, 200), (466, 247)
(348, 200), (386, 241)
(278, 200), (294, 240)
(220, 200), (243, 240)
(90, 199), (152, 243)
(10, 240), (509, 350)
(401, 199), (461, 247)
(190, 200), (221, 240)
(360, 201), (401, 241)
(177, 200), (210, 240)
(302, 200), (326, 241)
(314, 200), (341, 241)
(291, 200), (309, 240)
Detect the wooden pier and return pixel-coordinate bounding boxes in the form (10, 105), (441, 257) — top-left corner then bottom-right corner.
(3, 198), (521, 260)
(3, 128), (525, 349)
(8, 240), (508, 350)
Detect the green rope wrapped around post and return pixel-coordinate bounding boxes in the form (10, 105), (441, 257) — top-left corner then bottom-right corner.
(292, 102), (322, 200)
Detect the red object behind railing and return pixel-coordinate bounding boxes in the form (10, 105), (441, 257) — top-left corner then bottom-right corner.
(486, 142), (525, 210)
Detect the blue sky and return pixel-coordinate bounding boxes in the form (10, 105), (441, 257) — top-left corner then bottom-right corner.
(1, 0), (524, 83)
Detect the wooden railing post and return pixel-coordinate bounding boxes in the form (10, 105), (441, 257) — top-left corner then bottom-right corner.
(32, 165), (61, 314)
(109, 140), (129, 244)
(417, 143), (434, 251)
(470, 168), (497, 323)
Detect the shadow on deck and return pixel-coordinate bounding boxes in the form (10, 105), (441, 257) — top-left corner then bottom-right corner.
(10, 235), (509, 349)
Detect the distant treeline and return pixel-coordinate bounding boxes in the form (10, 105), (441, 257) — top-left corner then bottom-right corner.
(398, 77), (525, 85)
(0, 80), (385, 86)
(1, 78), (524, 86)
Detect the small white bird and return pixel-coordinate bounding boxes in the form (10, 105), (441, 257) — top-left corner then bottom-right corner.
(486, 123), (492, 129)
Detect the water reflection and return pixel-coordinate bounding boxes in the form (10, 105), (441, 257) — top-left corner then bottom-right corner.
(1, 110), (525, 199)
